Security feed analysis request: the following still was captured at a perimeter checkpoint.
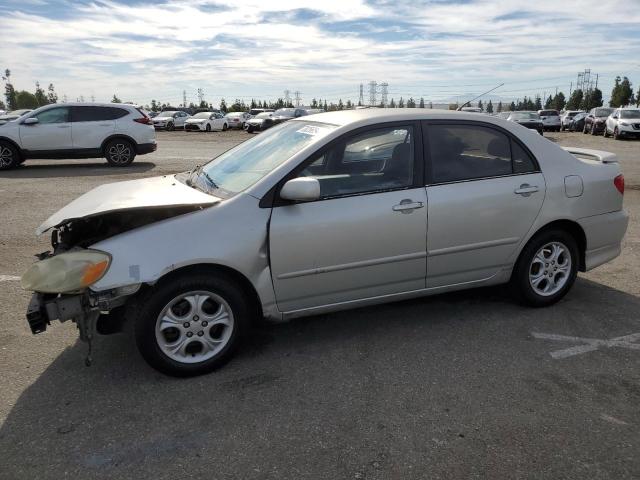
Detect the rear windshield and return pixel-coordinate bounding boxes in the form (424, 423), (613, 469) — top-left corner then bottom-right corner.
(539, 110), (558, 116)
(511, 112), (540, 120)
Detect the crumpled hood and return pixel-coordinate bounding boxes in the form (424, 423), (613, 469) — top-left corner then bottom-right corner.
(36, 175), (220, 235)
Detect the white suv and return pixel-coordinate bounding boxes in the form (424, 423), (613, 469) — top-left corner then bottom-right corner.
(604, 108), (640, 140)
(0, 103), (156, 170)
(537, 109), (561, 131)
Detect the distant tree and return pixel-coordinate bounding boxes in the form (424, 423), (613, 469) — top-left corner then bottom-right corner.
(0, 99), (5, 110)
(111, 94), (121, 103)
(419, 97), (425, 108)
(150, 99), (158, 112)
(389, 98), (396, 108)
(496, 101), (502, 113)
(398, 97), (405, 108)
(610, 76), (634, 107)
(323, 100), (328, 111)
(34, 81), (48, 106)
(477, 99), (483, 111)
(551, 92), (566, 111)
(534, 95), (542, 111)
(407, 97), (416, 108)
(311, 98), (318, 108)
(16, 90), (39, 109)
(219, 98), (227, 112)
(544, 95), (553, 109)
(509, 101), (516, 111)
(566, 89), (583, 110)
(581, 88), (603, 110)
(346, 99), (353, 109)
(637, 86), (640, 107)
(486, 100), (493, 113)
(3, 69), (17, 110)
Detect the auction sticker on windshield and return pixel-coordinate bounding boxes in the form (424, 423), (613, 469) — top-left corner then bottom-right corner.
(296, 125), (332, 136)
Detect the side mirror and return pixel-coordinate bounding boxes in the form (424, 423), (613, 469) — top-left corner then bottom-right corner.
(280, 177), (320, 202)
(23, 117), (39, 125)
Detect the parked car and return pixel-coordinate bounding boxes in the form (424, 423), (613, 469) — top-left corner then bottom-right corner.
(0, 103), (156, 170)
(495, 112), (510, 119)
(184, 112), (228, 132)
(506, 111), (544, 135)
(604, 108), (640, 140)
(537, 109), (561, 131)
(0, 109), (32, 125)
(225, 112), (251, 129)
(560, 111), (583, 131)
(147, 111), (159, 119)
(152, 110), (190, 130)
(21, 109), (628, 376)
(568, 112), (588, 132)
(583, 107), (614, 135)
(244, 112), (274, 133)
(459, 107), (483, 113)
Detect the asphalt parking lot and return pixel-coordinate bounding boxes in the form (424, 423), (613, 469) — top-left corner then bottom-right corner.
(0, 129), (639, 479)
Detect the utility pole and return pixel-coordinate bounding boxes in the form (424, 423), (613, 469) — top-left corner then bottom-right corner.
(380, 82), (389, 107)
(294, 91), (301, 107)
(358, 84), (364, 106)
(284, 89), (291, 106)
(368, 81), (377, 106)
(183, 90), (187, 107)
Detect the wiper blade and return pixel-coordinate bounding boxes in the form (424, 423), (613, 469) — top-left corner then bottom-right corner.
(200, 171), (218, 190)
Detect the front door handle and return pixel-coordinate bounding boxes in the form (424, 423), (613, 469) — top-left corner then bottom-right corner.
(514, 184), (539, 196)
(392, 199), (424, 213)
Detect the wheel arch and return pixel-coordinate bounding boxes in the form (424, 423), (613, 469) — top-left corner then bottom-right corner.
(520, 219), (587, 272)
(143, 263), (264, 323)
(101, 134), (138, 154)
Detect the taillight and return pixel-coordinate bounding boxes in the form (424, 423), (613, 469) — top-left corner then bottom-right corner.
(614, 174), (624, 195)
(134, 116), (151, 125)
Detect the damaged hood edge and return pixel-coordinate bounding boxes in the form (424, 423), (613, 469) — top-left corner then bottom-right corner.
(36, 174), (221, 235)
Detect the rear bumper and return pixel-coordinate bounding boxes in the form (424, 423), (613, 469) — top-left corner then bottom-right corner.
(579, 209), (629, 271)
(136, 142), (157, 155)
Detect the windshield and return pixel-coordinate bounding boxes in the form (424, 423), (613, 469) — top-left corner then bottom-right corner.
(511, 112), (540, 120)
(594, 108), (613, 117)
(620, 110), (640, 119)
(5, 109), (30, 117)
(191, 121), (336, 194)
(193, 112), (212, 119)
(539, 110), (558, 116)
(159, 111), (177, 117)
(274, 108), (296, 117)
(255, 112), (272, 119)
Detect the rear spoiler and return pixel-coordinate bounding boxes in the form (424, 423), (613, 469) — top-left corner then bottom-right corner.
(562, 147), (618, 164)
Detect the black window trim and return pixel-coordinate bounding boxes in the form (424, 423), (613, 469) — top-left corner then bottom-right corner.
(260, 120), (424, 208)
(421, 119), (541, 187)
(70, 105), (128, 122)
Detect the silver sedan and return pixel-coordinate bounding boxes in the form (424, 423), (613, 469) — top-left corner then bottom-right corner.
(22, 109), (628, 376)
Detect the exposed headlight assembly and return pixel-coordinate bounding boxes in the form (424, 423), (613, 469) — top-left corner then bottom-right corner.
(22, 250), (111, 293)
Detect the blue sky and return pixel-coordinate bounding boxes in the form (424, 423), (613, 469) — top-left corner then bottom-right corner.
(1, 0), (640, 107)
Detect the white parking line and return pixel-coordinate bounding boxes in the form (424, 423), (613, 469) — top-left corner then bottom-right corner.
(0, 275), (20, 282)
(532, 331), (640, 359)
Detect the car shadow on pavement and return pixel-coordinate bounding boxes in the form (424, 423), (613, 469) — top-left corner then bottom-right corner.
(0, 162), (156, 179)
(1, 277), (639, 478)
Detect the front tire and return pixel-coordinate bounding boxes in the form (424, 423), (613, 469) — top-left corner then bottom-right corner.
(222, 123), (228, 131)
(105, 139), (136, 166)
(0, 142), (21, 170)
(511, 229), (579, 307)
(134, 273), (249, 376)
(613, 127), (621, 140)
(166, 122), (175, 131)
(205, 124), (211, 132)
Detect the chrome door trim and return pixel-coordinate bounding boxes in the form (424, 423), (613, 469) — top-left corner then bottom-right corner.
(276, 251), (428, 280)
(427, 237), (520, 257)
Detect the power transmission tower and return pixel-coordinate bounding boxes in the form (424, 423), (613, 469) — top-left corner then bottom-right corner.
(91, 95), (95, 103)
(183, 90), (187, 107)
(294, 91), (301, 107)
(368, 81), (377, 106)
(284, 90), (291, 106)
(380, 82), (388, 107)
(197, 88), (205, 105)
(63, 94), (68, 103)
(358, 84), (364, 106)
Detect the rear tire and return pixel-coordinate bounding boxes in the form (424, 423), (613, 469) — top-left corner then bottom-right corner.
(0, 142), (21, 170)
(222, 123), (228, 131)
(511, 229), (579, 307)
(166, 122), (175, 131)
(105, 138), (136, 166)
(205, 124), (211, 132)
(134, 273), (250, 376)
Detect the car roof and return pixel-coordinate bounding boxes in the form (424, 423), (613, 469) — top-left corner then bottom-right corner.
(295, 108), (507, 127)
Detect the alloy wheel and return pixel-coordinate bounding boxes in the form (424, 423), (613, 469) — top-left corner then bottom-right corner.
(108, 143), (132, 164)
(155, 290), (234, 364)
(528, 242), (572, 297)
(0, 145), (15, 168)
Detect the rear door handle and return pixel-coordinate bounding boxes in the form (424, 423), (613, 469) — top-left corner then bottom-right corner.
(393, 200), (424, 213)
(514, 184), (539, 196)
(57, 125), (71, 129)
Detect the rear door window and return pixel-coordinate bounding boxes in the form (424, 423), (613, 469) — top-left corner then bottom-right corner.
(72, 106), (128, 122)
(426, 124), (537, 183)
